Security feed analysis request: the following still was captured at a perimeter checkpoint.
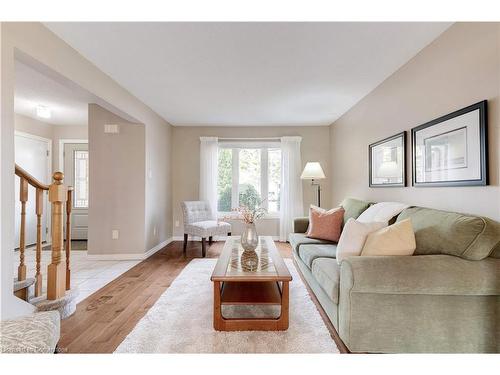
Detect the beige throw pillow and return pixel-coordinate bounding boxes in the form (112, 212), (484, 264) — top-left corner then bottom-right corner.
(361, 219), (416, 256)
(336, 218), (386, 264)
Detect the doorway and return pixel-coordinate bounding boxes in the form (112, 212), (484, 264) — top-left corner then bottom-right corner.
(14, 131), (51, 247)
(62, 141), (89, 240)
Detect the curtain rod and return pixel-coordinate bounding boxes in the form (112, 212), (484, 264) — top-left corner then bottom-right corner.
(218, 137), (281, 141)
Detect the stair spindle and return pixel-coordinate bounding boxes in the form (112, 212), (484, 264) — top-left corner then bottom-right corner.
(34, 188), (44, 297)
(18, 177), (28, 281)
(65, 188), (73, 290)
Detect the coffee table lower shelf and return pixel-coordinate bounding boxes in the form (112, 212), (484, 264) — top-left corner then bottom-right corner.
(213, 280), (290, 331)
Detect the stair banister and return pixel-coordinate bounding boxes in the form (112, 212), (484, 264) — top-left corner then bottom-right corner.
(14, 164), (73, 302)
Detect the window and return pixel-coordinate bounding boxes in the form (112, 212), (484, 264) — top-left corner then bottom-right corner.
(73, 150), (89, 208)
(217, 144), (281, 214)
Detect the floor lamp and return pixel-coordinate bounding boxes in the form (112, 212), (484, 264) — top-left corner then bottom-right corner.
(301, 162), (326, 207)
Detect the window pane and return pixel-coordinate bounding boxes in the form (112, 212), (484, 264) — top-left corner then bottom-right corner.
(74, 150), (89, 208)
(268, 148), (281, 212)
(239, 148), (261, 209)
(217, 148), (232, 212)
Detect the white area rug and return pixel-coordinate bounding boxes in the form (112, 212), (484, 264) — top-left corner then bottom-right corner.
(115, 259), (339, 353)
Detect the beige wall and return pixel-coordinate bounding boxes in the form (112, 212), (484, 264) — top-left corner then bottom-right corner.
(171, 126), (331, 237)
(14, 113), (88, 172)
(88, 104), (146, 255)
(330, 22), (500, 220)
(52, 124), (88, 171)
(15, 113), (53, 139)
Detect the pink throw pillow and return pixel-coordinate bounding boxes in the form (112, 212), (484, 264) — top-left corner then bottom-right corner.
(306, 205), (345, 242)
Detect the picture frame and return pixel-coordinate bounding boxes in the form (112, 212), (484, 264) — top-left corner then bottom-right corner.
(369, 131), (406, 187)
(411, 101), (488, 187)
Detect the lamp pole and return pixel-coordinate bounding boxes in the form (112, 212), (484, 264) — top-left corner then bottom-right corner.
(311, 179), (321, 207)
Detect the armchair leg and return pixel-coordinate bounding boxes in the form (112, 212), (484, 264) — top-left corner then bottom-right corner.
(201, 237), (207, 257)
(183, 233), (188, 255)
(209, 236), (213, 245)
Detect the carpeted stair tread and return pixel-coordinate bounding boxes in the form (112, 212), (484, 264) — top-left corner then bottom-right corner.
(13, 277), (35, 292)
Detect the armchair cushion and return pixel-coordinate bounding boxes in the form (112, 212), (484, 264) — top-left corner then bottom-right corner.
(185, 220), (231, 238)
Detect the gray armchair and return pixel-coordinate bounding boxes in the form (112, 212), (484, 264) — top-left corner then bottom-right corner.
(181, 201), (231, 257)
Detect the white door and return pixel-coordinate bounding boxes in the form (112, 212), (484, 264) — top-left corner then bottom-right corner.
(64, 143), (89, 240)
(14, 133), (50, 247)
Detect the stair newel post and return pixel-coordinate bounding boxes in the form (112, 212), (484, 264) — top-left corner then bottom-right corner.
(34, 188), (44, 297)
(65, 188), (73, 290)
(18, 177), (28, 281)
(47, 172), (67, 300)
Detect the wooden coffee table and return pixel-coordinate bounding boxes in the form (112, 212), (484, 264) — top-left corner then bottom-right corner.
(211, 236), (292, 331)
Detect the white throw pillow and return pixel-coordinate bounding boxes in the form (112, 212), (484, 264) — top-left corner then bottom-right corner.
(357, 201), (409, 224)
(336, 218), (386, 264)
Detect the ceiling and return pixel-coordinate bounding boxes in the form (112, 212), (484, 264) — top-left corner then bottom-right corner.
(45, 22), (451, 127)
(15, 60), (89, 126)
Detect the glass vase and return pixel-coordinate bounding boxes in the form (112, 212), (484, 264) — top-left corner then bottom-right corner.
(241, 222), (258, 251)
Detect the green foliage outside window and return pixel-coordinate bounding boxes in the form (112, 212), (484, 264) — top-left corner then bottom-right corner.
(218, 183), (261, 212)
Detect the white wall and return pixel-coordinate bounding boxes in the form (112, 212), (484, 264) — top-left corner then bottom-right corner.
(1, 22), (172, 319)
(330, 22), (500, 221)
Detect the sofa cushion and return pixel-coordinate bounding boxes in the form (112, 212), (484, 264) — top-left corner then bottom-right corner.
(288, 232), (334, 253)
(397, 207), (500, 261)
(340, 198), (371, 225)
(298, 244), (337, 268)
(312, 258), (340, 304)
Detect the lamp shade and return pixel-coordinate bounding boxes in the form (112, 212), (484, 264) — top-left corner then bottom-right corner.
(301, 162), (325, 179)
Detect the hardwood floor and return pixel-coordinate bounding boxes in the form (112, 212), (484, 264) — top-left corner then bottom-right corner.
(58, 240), (292, 353)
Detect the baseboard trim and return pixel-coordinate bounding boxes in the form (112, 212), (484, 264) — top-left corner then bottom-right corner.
(87, 238), (174, 261)
(172, 235), (281, 241)
(143, 238), (174, 258)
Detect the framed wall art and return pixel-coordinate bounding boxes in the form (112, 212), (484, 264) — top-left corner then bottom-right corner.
(369, 131), (406, 187)
(412, 100), (487, 187)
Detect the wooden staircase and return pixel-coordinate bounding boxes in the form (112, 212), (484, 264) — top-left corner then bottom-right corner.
(14, 164), (76, 316)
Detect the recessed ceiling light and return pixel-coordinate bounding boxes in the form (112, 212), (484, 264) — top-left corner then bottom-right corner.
(36, 105), (51, 119)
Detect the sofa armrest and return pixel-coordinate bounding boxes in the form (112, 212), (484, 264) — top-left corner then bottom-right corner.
(338, 255), (500, 353)
(293, 217), (309, 234)
(340, 255), (500, 296)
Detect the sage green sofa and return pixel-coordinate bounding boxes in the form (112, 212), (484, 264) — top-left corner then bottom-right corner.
(290, 198), (500, 353)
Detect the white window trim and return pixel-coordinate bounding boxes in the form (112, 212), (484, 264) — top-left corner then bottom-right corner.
(217, 141), (281, 217)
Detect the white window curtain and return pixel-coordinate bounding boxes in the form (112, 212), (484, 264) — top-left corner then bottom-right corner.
(279, 136), (304, 241)
(199, 137), (218, 218)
